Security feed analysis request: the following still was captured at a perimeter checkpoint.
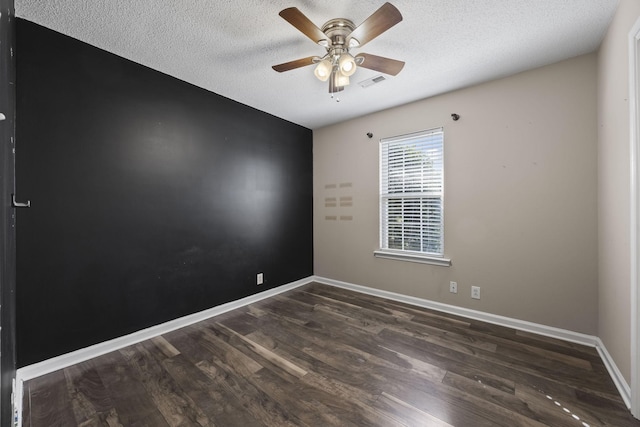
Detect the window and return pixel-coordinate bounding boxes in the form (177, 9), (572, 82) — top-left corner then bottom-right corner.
(376, 128), (450, 266)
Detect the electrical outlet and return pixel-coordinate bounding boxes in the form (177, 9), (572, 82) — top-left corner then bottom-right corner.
(257, 273), (264, 285)
(471, 286), (481, 300)
(449, 281), (458, 294)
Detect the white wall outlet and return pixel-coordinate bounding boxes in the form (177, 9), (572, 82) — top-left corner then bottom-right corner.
(449, 281), (458, 294)
(257, 273), (264, 285)
(471, 286), (481, 300)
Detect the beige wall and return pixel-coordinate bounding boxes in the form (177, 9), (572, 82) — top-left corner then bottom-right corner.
(314, 53), (599, 335)
(598, 0), (640, 385)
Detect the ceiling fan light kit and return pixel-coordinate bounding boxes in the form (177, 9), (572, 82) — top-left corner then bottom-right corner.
(272, 2), (405, 95)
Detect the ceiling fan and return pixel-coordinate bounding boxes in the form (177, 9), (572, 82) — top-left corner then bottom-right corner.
(272, 2), (405, 94)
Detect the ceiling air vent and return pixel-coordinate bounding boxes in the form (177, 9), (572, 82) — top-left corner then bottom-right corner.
(359, 75), (386, 88)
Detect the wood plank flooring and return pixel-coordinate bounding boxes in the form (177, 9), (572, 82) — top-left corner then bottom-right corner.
(22, 282), (640, 426)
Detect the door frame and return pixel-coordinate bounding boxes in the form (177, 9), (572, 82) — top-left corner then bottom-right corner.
(629, 15), (640, 420)
(0, 0), (16, 424)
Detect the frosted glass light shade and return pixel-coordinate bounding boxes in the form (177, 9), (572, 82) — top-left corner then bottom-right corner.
(339, 54), (357, 77)
(336, 71), (350, 87)
(314, 60), (332, 81)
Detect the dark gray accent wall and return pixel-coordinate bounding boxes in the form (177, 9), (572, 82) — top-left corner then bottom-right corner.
(0, 0), (16, 424)
(15, 19), (313, 367)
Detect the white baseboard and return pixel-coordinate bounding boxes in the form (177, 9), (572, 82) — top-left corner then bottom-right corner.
(15, 274), (633, 424)
(597, 337), (632, 408)
(311, 276), (598, 346)
(14, 276), (311, 425)
(311, 275), (632, 410)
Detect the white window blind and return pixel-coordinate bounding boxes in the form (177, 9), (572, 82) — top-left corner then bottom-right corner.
(380, 128), (444, 256)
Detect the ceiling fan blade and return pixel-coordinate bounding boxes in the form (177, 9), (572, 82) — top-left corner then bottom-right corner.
(272, 56), (317, 73)
(356, 53), (405, 76)
(347, 2), (402, 47)
(279, 7), (328, 45)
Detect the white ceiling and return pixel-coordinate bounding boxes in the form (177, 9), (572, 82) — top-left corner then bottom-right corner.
(15, 0), (619, 130)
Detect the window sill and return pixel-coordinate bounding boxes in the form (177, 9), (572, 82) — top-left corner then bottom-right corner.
(373, 250), (452, 267)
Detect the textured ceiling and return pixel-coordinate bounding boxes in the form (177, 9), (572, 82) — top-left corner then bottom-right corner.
(16, 0), (619, 129)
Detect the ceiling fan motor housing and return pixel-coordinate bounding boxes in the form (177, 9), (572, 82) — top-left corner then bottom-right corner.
(321, 18), (356, 45)
(320, 18), (358, 62)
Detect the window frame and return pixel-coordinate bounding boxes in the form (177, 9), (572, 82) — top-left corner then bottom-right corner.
(375, 127), (451, 266)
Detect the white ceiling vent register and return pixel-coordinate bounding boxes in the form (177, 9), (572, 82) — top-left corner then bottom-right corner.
(359, 76), (386, 88)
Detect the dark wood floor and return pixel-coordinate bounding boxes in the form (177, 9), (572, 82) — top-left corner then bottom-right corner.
(22, 282), (640, 426)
